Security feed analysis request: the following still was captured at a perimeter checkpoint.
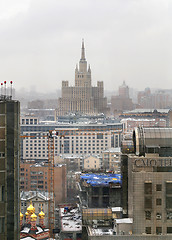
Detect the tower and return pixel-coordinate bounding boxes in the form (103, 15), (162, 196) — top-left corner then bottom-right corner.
(75, 39), (91, 87)
(57, 40), (107, 116)
(0, 93), (20, 240)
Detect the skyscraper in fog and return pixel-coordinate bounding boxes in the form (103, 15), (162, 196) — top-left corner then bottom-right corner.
(0, 95), (20, 240)
(57, 40), (107, 116)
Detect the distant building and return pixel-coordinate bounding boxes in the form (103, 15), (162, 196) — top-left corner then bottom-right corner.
(57, 40), (108, 116)
(111, 81), (134, 113)
(138, 88), (170, 109)
(0, 95), (20, 240)
(121, 118), (167, 133)
(120, 108), (169, 121)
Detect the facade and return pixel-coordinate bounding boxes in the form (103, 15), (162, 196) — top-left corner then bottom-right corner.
(20, 161), (67, 206)
(20, 191), (49, 227)
(120, 108), (169, 120)
(57, 40), (107, 116)
(102, 148), (121, 172)
(122, 155), (172, 236)
(138, 88), (171, 109)
(121, 118), (167, 133)
(121, 127), (172, 237)
(0, 96), (20, 240)
(83, 156), (101, 170)
(20, 116), (123, 160)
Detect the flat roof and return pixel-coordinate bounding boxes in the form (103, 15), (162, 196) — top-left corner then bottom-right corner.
(60, 207), (82, 232)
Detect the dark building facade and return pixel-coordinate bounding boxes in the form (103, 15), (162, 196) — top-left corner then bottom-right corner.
(0, 97), (20, 240)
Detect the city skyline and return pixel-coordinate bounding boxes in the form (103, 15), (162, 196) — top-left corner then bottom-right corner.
(0, 0), (172, 92)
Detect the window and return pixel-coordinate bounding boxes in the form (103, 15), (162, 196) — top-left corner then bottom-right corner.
(145, 197), (152, 209)
(156, 184), (162, 191)
(167, 227), (172, 234)
(0, 217), (5, 233)
(166, 197), (172, 208)
(166, 182), (172, 194)
(145, 211), (151, 220)
(156, 227), (162, 235)
(145, 227), (151, 234)
(144, 182), (152, 194)
(156, 198), (162, 206)
(0, 186), (5, 201)
(167, 211), (172, 219)
(156, 213), (162, 220)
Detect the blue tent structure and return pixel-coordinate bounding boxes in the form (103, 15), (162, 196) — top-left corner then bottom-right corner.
(80, 173), (122, 186)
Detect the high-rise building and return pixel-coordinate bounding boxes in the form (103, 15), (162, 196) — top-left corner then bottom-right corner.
(57, 40), (107, 116)
(122, 127), (172, 236)
(0, 95), (20, 240)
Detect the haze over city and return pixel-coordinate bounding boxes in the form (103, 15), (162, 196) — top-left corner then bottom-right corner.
(0, 0), (172, 93)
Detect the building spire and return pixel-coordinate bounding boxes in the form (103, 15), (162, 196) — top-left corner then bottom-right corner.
(81, 39), (86, 60)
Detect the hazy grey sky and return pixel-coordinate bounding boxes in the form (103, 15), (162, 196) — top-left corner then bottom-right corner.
(0, 0), (172, 92)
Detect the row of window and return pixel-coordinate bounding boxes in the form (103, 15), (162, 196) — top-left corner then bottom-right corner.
(146, 226), (172, 234)
(145, 211), (172, 220)
(145, 182), (172, 194)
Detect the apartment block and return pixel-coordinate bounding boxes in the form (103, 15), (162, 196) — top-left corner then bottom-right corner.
(20, 161), (67, 206)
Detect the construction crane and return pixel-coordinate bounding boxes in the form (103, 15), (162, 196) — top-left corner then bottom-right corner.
(20, 128), (121, 237)
(20, 131), (55, 238)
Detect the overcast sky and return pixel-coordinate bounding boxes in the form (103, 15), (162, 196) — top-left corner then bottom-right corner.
(0, 0), (172, 93)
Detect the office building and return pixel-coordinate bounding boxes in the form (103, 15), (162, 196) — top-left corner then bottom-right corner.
(20, 115), (123, 160)
(0, 95), (20, 240)
(122, 127), (172, 236)
(57, 40), (107, 116)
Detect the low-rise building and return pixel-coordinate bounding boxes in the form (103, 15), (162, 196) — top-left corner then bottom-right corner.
(102, 148), (121, 173)
(83, 156), (102, 170)
(20, 191), (49, 227)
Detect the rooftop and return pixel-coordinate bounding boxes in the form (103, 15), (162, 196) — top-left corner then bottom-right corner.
(80, 173), (122, 187)
(60, 207), (82, 233)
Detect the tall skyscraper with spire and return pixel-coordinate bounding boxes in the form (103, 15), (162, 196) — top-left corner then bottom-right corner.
(57, 40), (107, 116)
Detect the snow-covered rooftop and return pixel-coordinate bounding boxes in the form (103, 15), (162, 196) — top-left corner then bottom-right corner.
(60, 207), (82, 232)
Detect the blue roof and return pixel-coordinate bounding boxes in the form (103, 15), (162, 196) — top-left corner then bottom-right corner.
(80, 173), (122, 186)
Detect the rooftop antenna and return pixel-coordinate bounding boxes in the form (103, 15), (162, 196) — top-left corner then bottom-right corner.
(4, 81), (6, 96)
(1, 83), (3, 96)
(10, 81), (13, 98)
